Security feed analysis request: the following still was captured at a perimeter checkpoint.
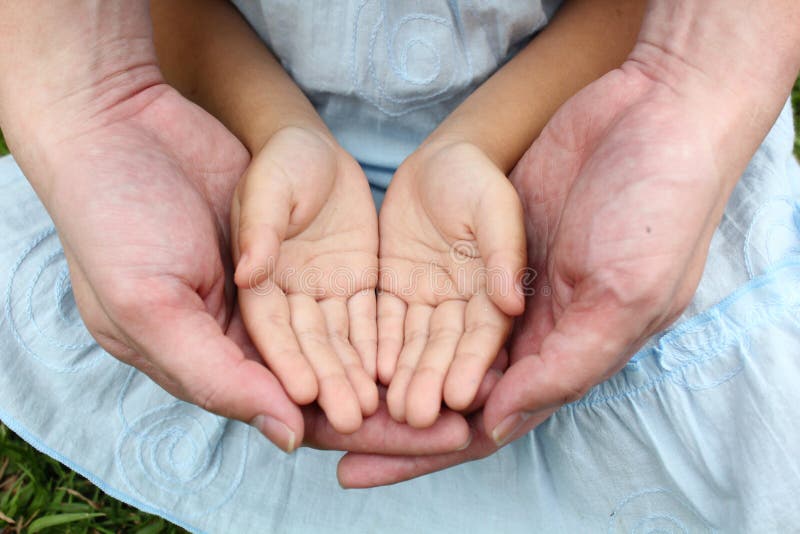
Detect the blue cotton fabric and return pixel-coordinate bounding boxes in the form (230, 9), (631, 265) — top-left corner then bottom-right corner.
(230, 0), (562, 205)
(2, 1), (800, 531)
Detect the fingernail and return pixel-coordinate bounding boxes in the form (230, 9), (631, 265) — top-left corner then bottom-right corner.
(456, 430), (474, 451)
(251, 415), (296, 453)
(491, 411), (532, 447)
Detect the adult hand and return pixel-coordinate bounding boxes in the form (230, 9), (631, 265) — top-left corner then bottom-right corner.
(0, 2), (472, 457)
(337, 7), (800, 482)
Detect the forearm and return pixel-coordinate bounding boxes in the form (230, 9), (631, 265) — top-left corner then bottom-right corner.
(151, 0), (329, 153)
(629, 0), (800, 187)
(0, 1), (163, 195)
(421, 0), (645, 173)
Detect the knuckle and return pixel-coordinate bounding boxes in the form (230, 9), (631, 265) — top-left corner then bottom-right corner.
(414, 364), (443, 380)
(593, 267), (668, 313)
(192, 377), (227, 416)
(106, 282), (161, 321)
(429, 325), (463, 340)
(294, 329), (329, 347)
(558, 376), (593, 405)
(454, 350), (485, 363)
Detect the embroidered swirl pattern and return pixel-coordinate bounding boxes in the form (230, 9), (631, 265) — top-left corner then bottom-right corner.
(4, 222), (250, 516)
(744, 197), (800, 279)
(352, 0), (473, 116)
(116, 369), (250, 517)
(4, 226), (101, 372)
(608, 489), (715, 533)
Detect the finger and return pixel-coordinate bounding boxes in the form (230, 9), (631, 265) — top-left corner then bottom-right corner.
(377, 292), (407, 385)
(304, 402), (471, 456)
(405, 300), (465, 429)
(238, 282), (318, 405)
(485, 297), (644, 447)
(458, 347), (509, 414)
(134, 290), (304, 453)
(473, 177), (527, 316)
(289, 294), (363, 434)
(348, 289), (378, 380)
(336, 413), (494, 488)
(385, 303), (433, 422)
(320, 298), (379, 417)
(443, 293), (512, 411)
(232, 169), (292, 288)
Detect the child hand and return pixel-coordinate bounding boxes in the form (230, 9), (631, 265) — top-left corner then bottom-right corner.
(232, 126), (379, 434)
(378, 142), (526, 428)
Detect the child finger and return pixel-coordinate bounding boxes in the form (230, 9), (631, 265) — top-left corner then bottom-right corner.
(233, 170), (292, 289)
(320, 298), (379, 416)
(288, 293), (363, 434)
(377, 292), (407, 385)
(238, 285), (318, 405)
(458, 349), (509, 414)
(443, 293), (512, 411)
(347, 289), (378, 380)
(405, 300), (466, 429)
(473, 177), (527, 316)
(385, 303), (433, 423)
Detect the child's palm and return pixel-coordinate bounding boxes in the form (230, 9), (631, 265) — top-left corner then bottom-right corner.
(234, 127), (379, 434)
(378, 143), (525, 428)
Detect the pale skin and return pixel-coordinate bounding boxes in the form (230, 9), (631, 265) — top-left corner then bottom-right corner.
(379, 0), (645, 428)
(2, 0), (790, 500)
(0, 0), (472, 455)
(338, 0), (800, 487)
(152, 0), (645, 431)
(153, 0), (380, 434)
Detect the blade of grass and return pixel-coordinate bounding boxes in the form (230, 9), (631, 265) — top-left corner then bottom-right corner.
(27, 512), (105, 533)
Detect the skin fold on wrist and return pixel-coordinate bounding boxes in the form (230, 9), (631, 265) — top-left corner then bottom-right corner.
(629, 0), (800, 188)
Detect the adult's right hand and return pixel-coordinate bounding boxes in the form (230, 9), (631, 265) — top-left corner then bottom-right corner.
(17, 80), (314, 449)
(0, 2), (474, 458)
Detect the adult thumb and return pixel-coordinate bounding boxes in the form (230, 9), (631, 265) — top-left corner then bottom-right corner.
(134, 293), (305, 453)
(484, 296), (646, 446)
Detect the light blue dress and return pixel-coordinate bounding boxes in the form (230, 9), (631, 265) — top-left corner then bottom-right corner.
(1, 1), (799, 532)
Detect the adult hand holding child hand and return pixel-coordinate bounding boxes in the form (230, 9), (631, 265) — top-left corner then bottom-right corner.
(337, 0), (800, 487)
(0, 1), (472, 458)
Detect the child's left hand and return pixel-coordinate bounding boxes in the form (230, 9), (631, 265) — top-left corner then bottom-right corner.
(232, 126), (379, 434)
(378, 141), (527, 428)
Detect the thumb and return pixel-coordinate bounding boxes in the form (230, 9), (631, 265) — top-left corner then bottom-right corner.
(473, 174), (527, 316)
(231, 163), (293, 289)
(484, 293), (646, 447)
(134, 291), (304, 452)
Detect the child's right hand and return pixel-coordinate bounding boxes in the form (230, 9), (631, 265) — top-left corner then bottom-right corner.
(232, 126), (379, 434)
(378, 141), (527, 429)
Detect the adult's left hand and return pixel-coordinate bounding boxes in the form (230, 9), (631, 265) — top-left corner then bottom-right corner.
(336, 31), (799, 485)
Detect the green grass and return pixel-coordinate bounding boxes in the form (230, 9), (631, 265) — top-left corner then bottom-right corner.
(1, 77), (800, 532)
(0, 424), (185, 533)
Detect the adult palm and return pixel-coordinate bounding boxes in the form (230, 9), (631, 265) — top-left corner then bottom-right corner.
(338, 62), (743, 486)
(40, 85), (311, 443)
(21, 84), (470, 454)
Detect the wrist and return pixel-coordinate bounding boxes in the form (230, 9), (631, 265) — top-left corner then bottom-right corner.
(399, 139), (494, 184)
(0, 2), (163, 137)
(0, 1), (165, 198)
(246, 115), (336, 156)
(626, 0), (800, 188)
(633, 1), (800, 96)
